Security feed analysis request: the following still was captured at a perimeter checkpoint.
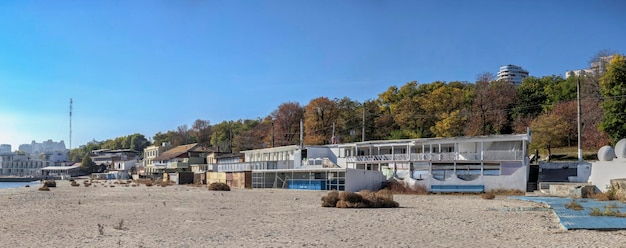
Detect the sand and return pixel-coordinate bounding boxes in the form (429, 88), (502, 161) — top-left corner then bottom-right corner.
(1, 180), (625, 248)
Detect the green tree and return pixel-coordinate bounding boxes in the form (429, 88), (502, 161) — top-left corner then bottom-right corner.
(152, 131), (170, 146)
(530, 112), (570, 155)
(600, 54), (626, 143)
(80, 155), (98, 174)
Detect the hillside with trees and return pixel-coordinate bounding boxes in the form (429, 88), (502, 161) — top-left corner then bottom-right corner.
(69, 51), (624, 161)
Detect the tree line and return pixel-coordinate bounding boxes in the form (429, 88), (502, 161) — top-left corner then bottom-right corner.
(70, 51), (626, 162)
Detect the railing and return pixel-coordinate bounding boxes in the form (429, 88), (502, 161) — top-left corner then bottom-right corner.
(346, 151), (524, 163)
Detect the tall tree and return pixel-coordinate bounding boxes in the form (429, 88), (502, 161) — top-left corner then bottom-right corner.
(334, 97), (361, 143)
(530, 112), (570, 154)
(152, 131), (170, 146)
(304, 97), (339, 145)
(191, 119), (212, 145)
(600, 54), (626, 144)
(466, 73), (517, 136)
(271, 102), (304, 146)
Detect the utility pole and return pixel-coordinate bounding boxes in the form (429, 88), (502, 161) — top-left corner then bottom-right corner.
(299, 119), (303, 148)
(271, 121), (274, 148)
(362, 102), (365, 142)
(69, 98), (72, 150)
(332, 122), (335, 144)
(577, 76), (582, 162)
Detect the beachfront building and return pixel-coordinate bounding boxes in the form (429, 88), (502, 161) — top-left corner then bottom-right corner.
(90, 149), (140, 169)
(338, 133), (531, 192)
(0, 148), (74, 176)
(149, 143), (213, 176)
(497, 64), (529, 85)
(140, 143), (172, 176)
(217, 132), (531, 192)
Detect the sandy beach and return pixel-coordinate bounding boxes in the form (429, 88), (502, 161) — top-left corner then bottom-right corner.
(1, 180), (625, 248)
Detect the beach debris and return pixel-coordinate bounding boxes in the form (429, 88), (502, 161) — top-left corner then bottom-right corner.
(113, 219), (127, 230)
(97, 224), (104, 235)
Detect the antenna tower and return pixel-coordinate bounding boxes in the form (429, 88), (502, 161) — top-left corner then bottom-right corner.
(70, 98), (73, 150)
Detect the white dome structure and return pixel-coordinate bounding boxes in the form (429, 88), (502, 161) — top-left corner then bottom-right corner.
(614, 139), (626, 159)
(597, 145), (616, 161)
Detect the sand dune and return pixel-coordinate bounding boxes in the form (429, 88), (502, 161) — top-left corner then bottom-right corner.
(1, 180), (625, 247)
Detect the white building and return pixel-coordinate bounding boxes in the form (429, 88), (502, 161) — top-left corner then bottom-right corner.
(566, 55), (615, 79)
(220, 132), (532, 193)
(497, 64), (529, 85)
(0, 144), (11, 153)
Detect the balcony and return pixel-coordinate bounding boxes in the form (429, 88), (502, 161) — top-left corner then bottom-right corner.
(346, 151), (524, 163)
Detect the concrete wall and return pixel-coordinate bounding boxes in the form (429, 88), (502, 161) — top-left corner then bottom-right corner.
(345, 168), (386, 192)
(483, 164), (527, 191)
(589, 161), (626, 192)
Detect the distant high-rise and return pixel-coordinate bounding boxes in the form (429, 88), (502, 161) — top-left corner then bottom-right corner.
(497, 65), (529, 85)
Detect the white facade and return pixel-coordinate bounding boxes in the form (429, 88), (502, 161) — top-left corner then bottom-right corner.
(497, 64), (529, 85)
(114, 160), (138, 171)
(236, 132), (531, 192)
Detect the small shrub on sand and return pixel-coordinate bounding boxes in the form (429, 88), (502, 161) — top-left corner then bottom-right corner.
(38, 186), (50, 191)
(43, 180), (56, 188)
(71, 181), (80, 187)
(323, 190), (399, 208)
(321, 190), (340, 207)
(481, 192), (496, 200)
(565, 199), (584, 210)
(208, 182), (230, 191)
(25, 185), (30, 188)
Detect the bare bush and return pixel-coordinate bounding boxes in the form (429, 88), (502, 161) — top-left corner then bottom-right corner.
(208, 182), (230, 191)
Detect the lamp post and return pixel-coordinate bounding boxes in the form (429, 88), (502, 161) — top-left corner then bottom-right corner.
(577, 76), (582, 162)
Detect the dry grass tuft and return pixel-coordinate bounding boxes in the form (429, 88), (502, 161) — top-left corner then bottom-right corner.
(385, 180), (428, 195)
(71, 181), (80, 187)
(481, 192), (496, 200)
(589, 206), (626, 217)
(490, 189), (525, 196)
(43, 180), (56, 188)
(565, 199), (584, 210)
(208, 182), (231, 191)
(321, 190), (340, 207)
(38, 186), (50, 191)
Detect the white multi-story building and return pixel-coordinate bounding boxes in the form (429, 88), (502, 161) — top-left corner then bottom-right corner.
(497, 64), (529, 85)
(0, 144), (11, 153)
(566, 55), (615, 79)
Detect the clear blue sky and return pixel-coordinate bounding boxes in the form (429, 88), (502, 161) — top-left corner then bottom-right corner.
(1, 0), (625, 150)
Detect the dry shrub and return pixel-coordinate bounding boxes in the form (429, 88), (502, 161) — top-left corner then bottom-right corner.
(208, 182), (230, 191)
(84, 183), (91, 187)
(481, 192), (496, 200)
(38, 186), (50, 191)
(321, 190), (340, 207)
(385, 180), (428, 195)
(490, 189), (525, 196)
(565, 199), (584, 210)
(131, 184), (137, 187)
(25, 185), (30, 188)
(326, 190), (399, 208)
(43, 180), (56, 188)
(591, 192), (611, 201)
(110, 185), (115, 188)
(589, 206), (626, 217)
(71, 181), (80, 187)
